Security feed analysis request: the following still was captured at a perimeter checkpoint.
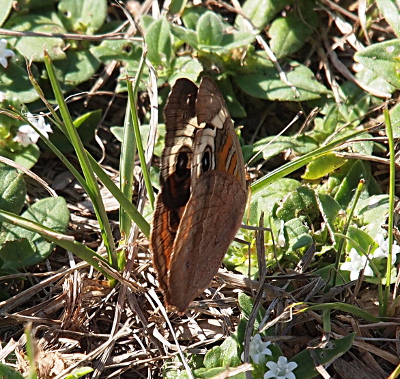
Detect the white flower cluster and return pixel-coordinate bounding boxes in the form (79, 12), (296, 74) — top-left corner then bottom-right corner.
(341, 233), (400, 280)
(0, 39), (15, 68)
(14, 112), (53, 147)
(242, 334), (298, 379)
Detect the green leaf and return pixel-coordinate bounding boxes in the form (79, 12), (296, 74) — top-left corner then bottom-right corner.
(54, 49), (100, 87)
(238, 292), (254, 319)
(269, 5), (318, 59)
(194, 367), (234, 378)
(334, 160), (381, 208)
(355, 64), (395, 97)
(0, 197), (69, 269)
(220, 337), (241, 367)
(90, 40), (143, 66)
(236, 55), (330, 101)
(347, 226), (376, 253)
(16, 0), (57, 9)
(354, 39), (400, 89)
(219, 31), (256, 51)
(204, 346), (222, 369)
(168, 0), (188, 16)
(146, 17), (173, 68)
(63, 366), (94, 379)
(291, 333), (356, 379)
(110, 126), (124, 142)
(389, 102), (400, 138)
(0, 144), (40, 169)
(170, 24), (199, 49)
(284, 217), (313, 251)
(376, 0), (400, 37)
(0, 363), (24, 379)
(318, 193), (341, 237)
(0, 239), (35, 267)
(237, 292), (268, 342)
(14, 144), (40, 169)
(355, 195), (389, 237)
(303, 153), (347, 180)
(0, 0), (13, 27)
(181, 6), (208, 30)
(0, 165), (26, 214)
(276, 186), (318, 221)
(58, 0), (107, 34)
(5, 14), (66, 61)
(309, 104), (339, 142)
(337, 83), (370, 126)
(252, 135), (318, 161)
(249, 178), (300, 226)
(236, 0), (290, 30)
(0, 59), (40, 104)
(168, 56), (203, 84)
(197, 12), (224, 46)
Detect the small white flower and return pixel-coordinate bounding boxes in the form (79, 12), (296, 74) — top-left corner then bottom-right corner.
(241, 334), (272, 365)
(14, 112), (52, 147)
(373, 233), (400, 264)
(341, 248), (373, 280)
(0, 92), (5, 102)
(278, 220), (286, 247)
(0, 39), (15, 68)
(264, 356), (298, 379)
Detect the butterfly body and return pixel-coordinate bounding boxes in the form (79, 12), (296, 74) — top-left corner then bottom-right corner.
(151, 77), (247, 313)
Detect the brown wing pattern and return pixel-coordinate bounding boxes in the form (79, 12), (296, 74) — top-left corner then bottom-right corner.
(150, 79), (198, 298)
(151, 77), (248, 313)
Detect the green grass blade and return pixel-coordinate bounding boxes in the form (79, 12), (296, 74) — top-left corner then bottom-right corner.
(383, 108), (395, 317)
(299, 302), (379, 323)
(7, 105), (151, 239)
(119, 98), (136, 242)
(127, 76), (155, 209)
(88, 155), (150, 237)
(251, 129), (367, 194)
(119, 46), (154, 242)
(43, 51), (117, 269)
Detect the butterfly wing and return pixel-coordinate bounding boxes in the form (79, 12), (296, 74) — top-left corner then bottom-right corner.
(150, 78), (198, 301)
(168, 171), (247, 312)
(167, 78), (248, 312)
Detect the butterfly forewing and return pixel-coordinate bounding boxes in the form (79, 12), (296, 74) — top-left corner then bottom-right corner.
(151, 77), (248, 313)
(151, 79), (197, 300)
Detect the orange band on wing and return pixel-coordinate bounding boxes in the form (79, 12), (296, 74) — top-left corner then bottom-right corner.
(217, 132), (240, 179)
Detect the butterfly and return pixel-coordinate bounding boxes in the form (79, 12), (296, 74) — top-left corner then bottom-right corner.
(150, 77), (247, 313)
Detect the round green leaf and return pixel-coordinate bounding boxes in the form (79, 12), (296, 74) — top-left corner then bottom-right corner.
(235, 0), (290, 31)
(0, 165), (26, 214)
(0, 58), (40, 104)
(269, 7), (318, 59)
(0, 363), (24, 379)
(6, 14), (66, 61)
(53, 49), (100, 87)
(355, 39), (400, 89)
(58, 0), (107, 34)
(235, 56), (330, 101)
(168, 56), (203, 84)
(0, 0), (13, 27)
(90, 40), (143, 66)
(1, 197), (69, 269)
(146, 17), (173, 68)
(196, 11), (224, 46)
